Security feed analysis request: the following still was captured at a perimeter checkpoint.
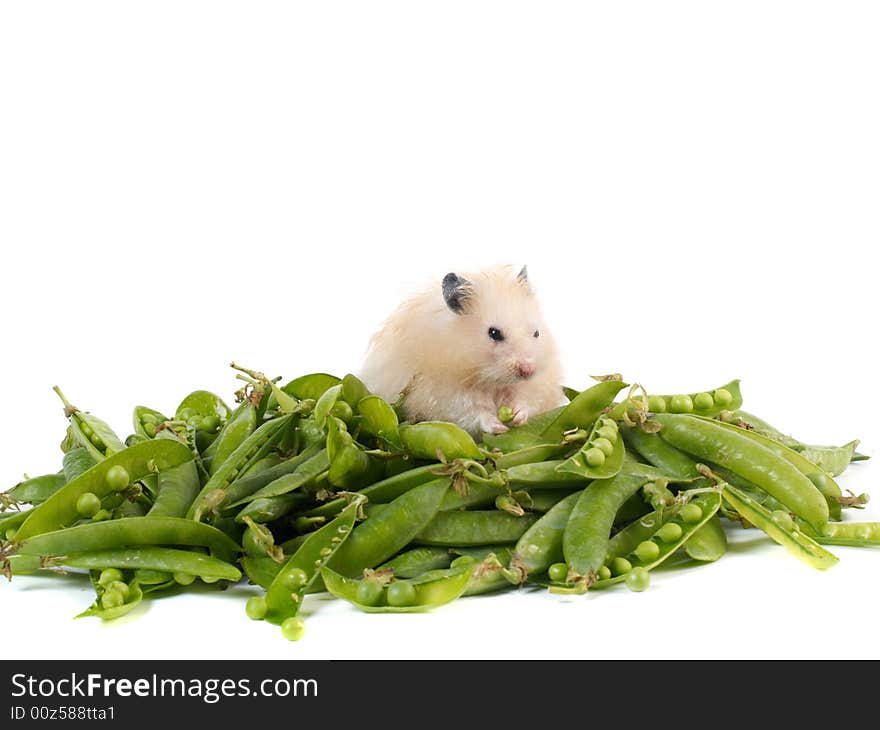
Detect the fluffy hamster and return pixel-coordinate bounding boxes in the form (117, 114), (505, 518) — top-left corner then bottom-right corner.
(359, 265), (564, 436)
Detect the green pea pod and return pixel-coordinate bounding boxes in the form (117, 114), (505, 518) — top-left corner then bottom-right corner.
(604, 504), (682, 563)
(76, 579), (144, 621)
(327, 417), (380, 489)
(235, 493), (305, 524)
(329, 478), (452, 577)
(563, 471), (656, 578)
(481, 405), (566, 452)
(491, 442), (570, 470)
(221, 443), (323, 506)
(146, 461), (201, 518)
(398, 422), (483, 461)
(415, 511), (539, 546)
(527, 489), (578, 513)
(15, 440), (194, 541)
(54, 387), (126, 461)
(303, 462), (441, 519)
(439, 479), (507, 511)
(621, 426), (702, 480)
(540, 380), (628, 443)
(683, 515), (727, 562)
(175, 390), (231, 425)
(504, 460), (588, 488)
(188, 414), (295, 521)
(0, 509), (32, 539)
(314, 384), (343, 431)
(692, 415), (843, 522)
(203, 402), (258, 475)
(5, 473), (66, 506)
(722, 484), (838, 570)
(62, 447), (98, 485)
(263, 499), (361, 625)
(279, 373), (342, 402)
(584, 492), (724, 590)
(241, 556), (281, 589)
(15, 516), (240, 557)
(51, 548), (242, 581)
(341, 373), (370, 407)
(357, 395), (401, 448)
(798, 441), (860, 479)
(379, 547), (454, 578)
(654, 414), (829, 531)
(228, 448), (329, 508)
(509, 490), (582, 580)
(320, 563), (472, 613)
(562, 386), (580, 401)
(132, 406), (169, 439)
(609, 379), (743, 420)
(556, 415), (624, 480)
(811, 521), (880, 547)
(462, 551), (516, 596)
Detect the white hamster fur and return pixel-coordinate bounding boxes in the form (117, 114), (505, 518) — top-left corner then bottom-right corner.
(359, 265), (564, 436)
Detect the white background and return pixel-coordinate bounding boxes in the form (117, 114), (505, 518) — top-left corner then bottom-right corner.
(1, 2), (878, 659)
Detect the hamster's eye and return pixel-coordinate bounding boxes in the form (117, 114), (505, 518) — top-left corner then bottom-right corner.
(533, 330), (540, 338)
(488, 327), (505, 342)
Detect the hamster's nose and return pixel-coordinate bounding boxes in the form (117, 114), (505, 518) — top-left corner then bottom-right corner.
(516, 362), (535, 379)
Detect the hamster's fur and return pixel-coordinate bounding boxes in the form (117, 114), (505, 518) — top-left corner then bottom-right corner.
(359, 265), (564, 436)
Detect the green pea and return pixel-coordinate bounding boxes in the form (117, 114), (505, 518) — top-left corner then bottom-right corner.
(625, 567), (650, 592)
(136, 569), (172, 585)
(548, 563), (569, 583)
(108, 581), (130, 601)
(600, 418), (618, 432)
(201, 575), (220, 584)
(657, 522), (683, 543)
(597, 565), (612, 581)
(100, 590), (125, 609)
(647, 396), (667, 413)
(450, 555), (477, 569)
(283, 568), (309, 590)
(635, 540), (660, 562)
(141, 414), (158, 425)
(693, 393), (714, 411)
(91, 435), (106, 451)
(105, 465), (130, 492)
(497, 406), (515, 424)
(386, 580), (417, 607)
(680, 503), (703, 524)
(592, 438), (615, 457)
(610, 557), (632, 576)
(669, 395), (694, 414)
(76, 492), (101, 518)
(98, 568), (123, 587)
(597, 426), (618, 441)
(173, 572), (196, 586)
(90, 509), (112, 522)
(5, 528), (16, 541)
(771, 510), (794, 531)
(330, 401), (354, 423)
(585, 448), (606, 468)
(201, 415), (220, 433)
(713, 388), (733, 407)
(144, 423), (158, 437)
(246, 596), (268, 620)
(356, 580), (385, 607)
(281, 617), (306, 641)
(80, 423), (94, 438)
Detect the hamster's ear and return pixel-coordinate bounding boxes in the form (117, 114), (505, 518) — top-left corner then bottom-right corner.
(442, 272), (471, 314)
(517, 265), (528, 283)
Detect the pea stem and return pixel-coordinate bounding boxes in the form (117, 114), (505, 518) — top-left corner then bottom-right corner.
(52, 385), (78, 417)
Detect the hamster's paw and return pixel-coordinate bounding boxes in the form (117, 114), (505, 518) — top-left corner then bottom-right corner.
(480, 412), (509, 435)
(511, 404), (529, 427)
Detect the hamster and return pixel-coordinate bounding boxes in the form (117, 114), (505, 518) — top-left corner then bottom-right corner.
(359, 265), (564, 437)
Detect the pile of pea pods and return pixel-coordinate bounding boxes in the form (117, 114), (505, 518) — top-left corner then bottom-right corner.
(0, 365), (873, 641)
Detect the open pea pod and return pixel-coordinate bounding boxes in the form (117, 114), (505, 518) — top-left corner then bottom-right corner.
(722, 484), (838, 570)
(321, 563), (472, 613)
(15, 440), (194, 541)
(608, 379), (742, 420)
(398, 421), (483, 461)
(77, 573), (144, 620)
(51, 548), (241, 581)
(555, 415), (624, 480)
(132, 406), (169, 439)
(227, 448), (329, 508)
(798, 441), (860, 478)
(357, 395), (401, 448)
(175, 390), (231, 425)
(54, 387), (125, 461)
(263, 499), (361, 625)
